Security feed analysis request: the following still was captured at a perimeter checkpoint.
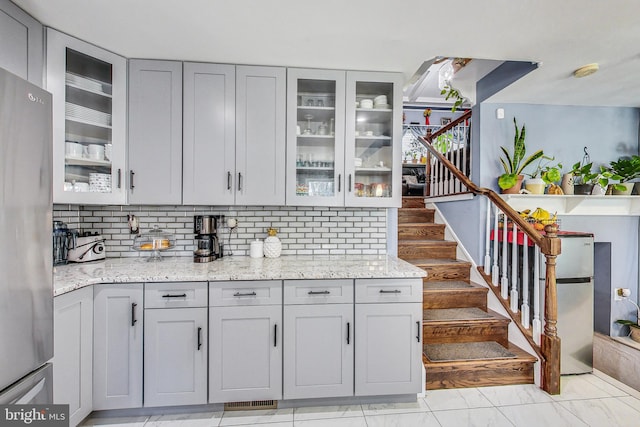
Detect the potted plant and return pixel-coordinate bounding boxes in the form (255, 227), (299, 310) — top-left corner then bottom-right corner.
(498, 118), (544, 194)
(524, 155), (562, 194)
(615, 319), (640, 343)
(440, 85), (466, 113)
(570, 162), (624, 195)
(609, 155), (640, 195)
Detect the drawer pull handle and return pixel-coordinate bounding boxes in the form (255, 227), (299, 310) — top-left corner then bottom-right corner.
(233, 292), (257, 297)
(416, 321), (421, 342)
(274, 324), (278, 347)
(227, 171), (232, 190)
(197, 327), (202, 350)
(308, 290), (330, 295)
(347, 322), (350, 345)
(162, 293), (187, 298)
(379, 289), (401, 294)
(131, 303), (137, 327)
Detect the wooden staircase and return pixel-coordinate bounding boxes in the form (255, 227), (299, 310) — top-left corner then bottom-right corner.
(399, 196), (536, 389)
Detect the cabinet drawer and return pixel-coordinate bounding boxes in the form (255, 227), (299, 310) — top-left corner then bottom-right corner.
(209, 281), (282, 307)
(144, 282), (208, 308)
(355, 279), (422, 303)
(284, 280), (353, 305)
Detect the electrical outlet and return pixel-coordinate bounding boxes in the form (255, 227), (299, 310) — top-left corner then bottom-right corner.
(615, 288), (623, 301)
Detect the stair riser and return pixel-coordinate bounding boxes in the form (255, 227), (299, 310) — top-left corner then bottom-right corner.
(421, 265), (470, 282)
(402, 198), (425, 208)
(398, 211), (434, 223)
(423, 290), (488, 310)
(398, 225), (445, 240)
(425, 362), (534, 390)
(423, 324), (509, 347)
(399, 245), (456, 260)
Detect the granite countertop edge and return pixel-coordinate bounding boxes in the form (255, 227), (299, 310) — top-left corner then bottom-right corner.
(53, 255), (427, 297)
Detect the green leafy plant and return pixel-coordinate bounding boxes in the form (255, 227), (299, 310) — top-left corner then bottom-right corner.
(609, 156), (640, 183)
(434, 133), (452, 153)
(498, 118), (544, 190)
(527, 155), (563, 184)
(440, 85), (465, 112)
(570, 162), (625, 191)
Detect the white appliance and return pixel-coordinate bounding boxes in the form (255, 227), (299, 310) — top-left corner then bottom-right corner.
(0, 67), (53, 403)
(541, 233), (594, 375)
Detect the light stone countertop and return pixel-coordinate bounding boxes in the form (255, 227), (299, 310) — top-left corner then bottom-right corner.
(53, 255), (426, 297)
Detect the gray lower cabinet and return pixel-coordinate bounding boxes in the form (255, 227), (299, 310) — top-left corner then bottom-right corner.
(354, 279), (423, 396)
(182, 62), (236, 205)
(53, 287), (93, 427)
(128, 59), (183, 204)
(283, 280), (354, 399)
(143, 282), (208, 407)
(93, 284), (143, 410)
(209, 281), (282, 403)
(235, 65), (286, 205)
(0, 0), (43, 85)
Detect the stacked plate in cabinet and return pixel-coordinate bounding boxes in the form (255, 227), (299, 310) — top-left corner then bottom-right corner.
(65, 102), (112, 126)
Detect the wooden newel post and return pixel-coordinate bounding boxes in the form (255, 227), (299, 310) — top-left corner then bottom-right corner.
(541, 224), (561, 394)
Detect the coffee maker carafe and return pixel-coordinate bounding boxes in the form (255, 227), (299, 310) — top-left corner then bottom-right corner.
(194, 215), (220, 263)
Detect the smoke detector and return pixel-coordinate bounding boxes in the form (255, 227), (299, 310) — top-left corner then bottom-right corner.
(573, 63), (599, 78)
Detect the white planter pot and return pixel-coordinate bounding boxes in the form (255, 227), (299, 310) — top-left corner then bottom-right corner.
(524, 178), (546, 195)
(612, 182), (634, 195)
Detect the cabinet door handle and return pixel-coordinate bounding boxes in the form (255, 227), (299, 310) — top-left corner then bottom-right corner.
(379, 289), (401, 294)
(162, 293), (187, 298)
(274, 324), (278, 347)
(130, 170), (135, 190)
(233, 291), (257, 297)
(308, 290), (330, 295)
(131, 302), (137, 327)
(347, 322), (350, 345)
(416, 321), (421, 342)
(117, 169), (122, 189)
(348, 174), (352, 192)
(338, 174), (342, 192)
(197, 327), (202, 350)
(238, 172), (243, 191)
(227, 171), (232, 190)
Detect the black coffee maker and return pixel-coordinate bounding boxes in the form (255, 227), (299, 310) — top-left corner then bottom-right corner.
(193, 215), (221, 263)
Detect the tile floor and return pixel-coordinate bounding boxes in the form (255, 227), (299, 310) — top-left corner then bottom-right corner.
(81, 371), (640, 427)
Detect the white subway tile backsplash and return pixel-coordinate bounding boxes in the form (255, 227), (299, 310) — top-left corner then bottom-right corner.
(53, 204), (388, 256)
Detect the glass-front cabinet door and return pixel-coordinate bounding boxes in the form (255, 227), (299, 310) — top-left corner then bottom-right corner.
(345, 71), (402, 207)
(286, 69), (345, 206)
(47, 29), (127, 204)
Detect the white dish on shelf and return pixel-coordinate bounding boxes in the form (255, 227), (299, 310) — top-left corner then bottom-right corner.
(374, 103), (391, 109)
(360, 99), (373, 109)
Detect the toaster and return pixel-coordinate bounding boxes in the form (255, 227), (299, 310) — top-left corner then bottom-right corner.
(67, 233), (106, 262)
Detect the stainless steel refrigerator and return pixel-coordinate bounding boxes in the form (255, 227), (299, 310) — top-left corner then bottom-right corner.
(541, 233), (595, 375)
(0, 67), (53, 403)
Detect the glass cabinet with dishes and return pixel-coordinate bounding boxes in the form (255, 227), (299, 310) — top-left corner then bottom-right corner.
(345, 71), (402, 207)
(47, 29), (127, 204)
(286, 68), (345, 206)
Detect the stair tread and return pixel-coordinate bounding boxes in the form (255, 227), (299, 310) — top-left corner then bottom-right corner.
(410, 258), (472, 266)
(424, 281), (484, 290)
(398, 240), (456, 246)
(424, 342), (537, 365)
(399, 222), (443, 227)
(424, 307), (507, 322)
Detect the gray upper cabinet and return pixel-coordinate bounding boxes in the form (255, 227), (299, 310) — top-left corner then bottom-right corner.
(0, 0), (43, 86)
(183, 62), (235, 205)
(128, 59), (183, 204)
(235, 66), (286, 205)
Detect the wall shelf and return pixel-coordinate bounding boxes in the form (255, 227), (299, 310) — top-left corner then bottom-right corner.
(501, 194), (640, 216)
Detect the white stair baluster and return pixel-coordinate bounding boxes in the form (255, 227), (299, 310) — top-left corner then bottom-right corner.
(532, 246), (542, 345)
(430, 158), (436, 197)
(492, 206), (500, 285)
(501, 214), (509, 299)
(484, 198), (491, 274)
(521, 234), (530, 328)
(510, 221), (519, 312)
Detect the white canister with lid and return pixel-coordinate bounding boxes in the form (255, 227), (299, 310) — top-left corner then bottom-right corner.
(250, 239), (264, 258)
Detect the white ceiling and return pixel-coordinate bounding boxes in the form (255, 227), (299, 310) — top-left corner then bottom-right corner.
(14, 0), (640, 108)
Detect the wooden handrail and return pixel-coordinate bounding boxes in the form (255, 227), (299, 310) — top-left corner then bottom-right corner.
(421, 134), (562, 395)
(425, 110), (472, 142)
(420, 135), (543, 247)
